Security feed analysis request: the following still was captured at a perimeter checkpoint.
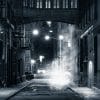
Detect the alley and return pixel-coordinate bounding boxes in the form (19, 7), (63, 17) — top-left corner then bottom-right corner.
(0, 0), (100, 100)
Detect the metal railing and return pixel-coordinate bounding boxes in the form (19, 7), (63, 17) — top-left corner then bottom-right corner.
(22, 0), (78, 9)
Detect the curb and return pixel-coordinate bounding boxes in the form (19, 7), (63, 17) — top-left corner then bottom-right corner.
(69, 87), (85, 100)
(6, 80), (34, 100)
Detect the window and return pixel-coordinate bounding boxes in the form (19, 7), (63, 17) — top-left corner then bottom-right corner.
(54, 0), (56, 8)
(63, 0), (68, 8)
(23, 0), (34, 8)
(0, 7), (6, 18)
(30, 0), (34, 8)
(71, 0), (77, 8)
(54, 0), (60, 8)
(46, 0), (51, 8)
(23, 0), (27, 7)
(37, 0), (39, 8)
(23, 0), (32, 7)
(37, 0), (42, 8)
(57, 0), (59, 8)
(0, 0), (6, 6)
(40, 0), (42, 8)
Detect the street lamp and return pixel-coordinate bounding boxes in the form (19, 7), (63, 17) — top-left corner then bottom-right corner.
(44, 34), (64, 69)
(32, 29), (39, 36)
(0, 31), (3, 34)
(44, 35), (64, 41)
(68, 40), (71, 47)
(46, 21), (52, 25)
(58, 35), (64, 40)
(31, 59), (36, 73)
(39, 55), (45, 63)
(0, 26), (3, 34)
(49, 30), (53, 33)
(46, 21), (52, 27)
(88, 60), (94, 87)
(44, 35), (50, 41)
(31, 59), (36, 64)
(58, 35), (64, 69)
(31, 55), (45, 73)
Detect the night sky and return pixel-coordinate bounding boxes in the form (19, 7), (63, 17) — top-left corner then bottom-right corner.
(31, 22), (57, 62)
(33, 36), (55, 61)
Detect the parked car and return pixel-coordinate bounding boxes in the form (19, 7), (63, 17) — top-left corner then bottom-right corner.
(25, 72), (34, 80)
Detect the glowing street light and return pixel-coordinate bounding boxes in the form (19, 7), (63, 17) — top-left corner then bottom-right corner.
(58, 35), (64, 70)
(39, 55), (45, 63)
(31, 59), (36, 73)
(58, 35), (64, 40)
(88, 60), (94, 87)
(32, 29), (39, 36)
(31, 59), (36, 64)
(44, 35), (50, 41)
(44, 35), (64, 41)
(0, 31), (3, 34)
(68, 40), (71, 47)
(46, 21), (52, 25)
(46, 21), (52, 27)
(49, 30), (53, 33)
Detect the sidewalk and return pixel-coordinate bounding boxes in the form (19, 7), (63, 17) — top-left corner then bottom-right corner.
(0, 79), (34, 100)
(71, 87), (100, 100)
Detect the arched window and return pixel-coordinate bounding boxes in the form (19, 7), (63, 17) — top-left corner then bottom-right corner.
(30, 0), (34, 8)
(45, 0), (51, 8)
(37, 0), (39, 8)
(37, 0), (42, 8)
(71, 0), (77, 8)
(40, 0), (42, 8)
(54, 0), (60, 8)
(23, 0), (27, 7)
(63, 0), (68, 8)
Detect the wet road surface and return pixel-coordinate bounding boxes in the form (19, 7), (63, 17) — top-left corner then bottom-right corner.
(9, 79), (84, 100)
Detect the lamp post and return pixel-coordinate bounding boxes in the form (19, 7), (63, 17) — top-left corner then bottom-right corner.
(44, 34), (64, 70)
(58, 35), (64, 70)
(88, 60), (94, 88)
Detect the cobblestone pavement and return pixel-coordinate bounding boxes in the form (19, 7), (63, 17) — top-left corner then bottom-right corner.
(9, 79), (84, 100)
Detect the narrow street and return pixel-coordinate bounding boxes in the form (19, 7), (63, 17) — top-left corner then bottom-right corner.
(0, 0), (100, 100)
(9, 79), (83, 100)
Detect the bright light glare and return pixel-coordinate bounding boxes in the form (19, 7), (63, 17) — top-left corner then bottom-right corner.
(68, 41), (71, 47)
(46, 21), (52, 25)
(44, 35), (50, 40)
(48, 69), (72, 90)
(39, 55), (45, 62)
(88, 61), (93, 72)
(37, 69), (46, 74)
(32, 29), (39, 36)
(46, 21), (52, 27)
(0, 31), (3, 34)
(49, 30), (53, 33)
(31, 59), (36, 64)
(59, 35), (64, 40)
